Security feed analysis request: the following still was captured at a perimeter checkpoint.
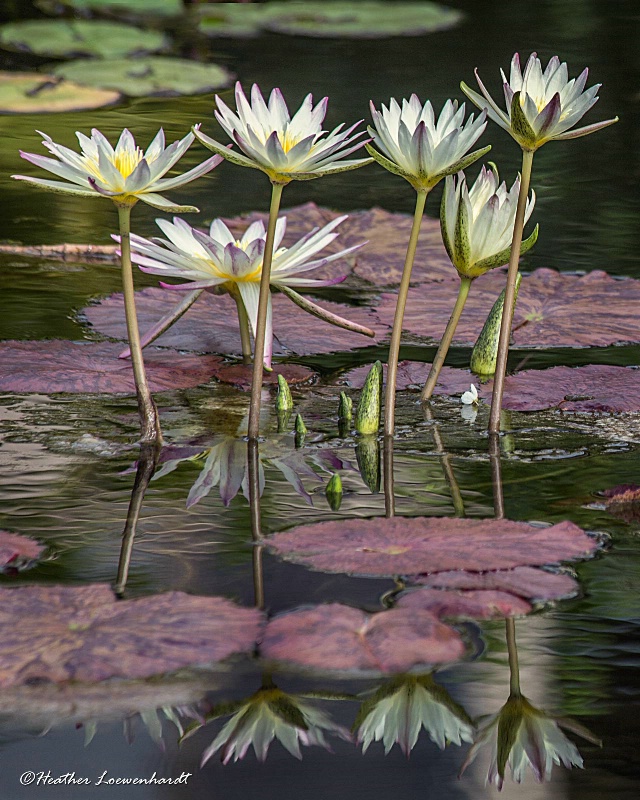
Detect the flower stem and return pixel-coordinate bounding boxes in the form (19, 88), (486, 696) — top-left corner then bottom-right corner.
(117, 204), (162, 443)
(421, 276), (473, 402)
(488, 149), (535, 435)
(505, 617), (521, 696)
(233, 290), (253, 364)
(384, 189), (428, 437)
(248, 182), (284, 440)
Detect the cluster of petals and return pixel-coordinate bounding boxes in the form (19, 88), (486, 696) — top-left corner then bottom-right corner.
(441, 165), (537, 279)
(462, 52), (618, 151)
(126, 214), (362, 367)
(367, 94), (489, 190)
(194, 82), (372, 183)
(13, 127), (221, 212)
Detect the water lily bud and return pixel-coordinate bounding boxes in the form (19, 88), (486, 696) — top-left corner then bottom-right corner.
(325, 472), (343, 511)
(355, 361), (383, 435)
(295, 413), (308, 435)
(470, 272), (522, 376)
(338, 391), (353, 420)
(356, 435), (381, 494)
(275, 374), (293, 412)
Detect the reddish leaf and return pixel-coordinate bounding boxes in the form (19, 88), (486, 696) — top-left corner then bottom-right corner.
(0, 531), (43, 570)
(0, 341), (223, 394)
(267, 517), (597, 577)
(378, 268), (640, 347)
(415, 566), (579, 601)
(339, 360), (474, 395)
(396, 587), (532, 619)
(211, 362), (316, 391)
(0, 584), (262, 688)
(260, 603), (464, 674)
(82, 289), (385, 357)
(600, 485), (640, 522)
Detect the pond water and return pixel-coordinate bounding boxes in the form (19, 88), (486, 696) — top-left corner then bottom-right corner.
(1, 1), (639, 798)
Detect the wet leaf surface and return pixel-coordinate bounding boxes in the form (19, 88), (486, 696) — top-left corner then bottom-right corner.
(0, 584), (262, 687)
(396, 587), (532, 619)
(267, 517), (597, 577)
(37, 0), (183, 16)
(415, 566), (579, 601)
(0, 20), (167, 59)
(0, 72), (120, 113)
(82, 289), (385, 357)
(0, 531), (44, 570)
(378, 268), (640, 347)
(340, 360), (474, 395)
(51, 57), (233, 98)
(260, 603), (465, 674)
(210, 363), (316, 392)
(0, 340), (223, 394)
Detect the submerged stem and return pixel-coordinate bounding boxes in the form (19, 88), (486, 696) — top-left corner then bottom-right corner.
(488, 149), (535, 435)
(117, 204), (162, 443)
(384, 189), (428, 437)
(421, 276), (473, 402)
(248, 182), (284, 440)
(233, 290), (253, 364)
(505, 617), (521, 696)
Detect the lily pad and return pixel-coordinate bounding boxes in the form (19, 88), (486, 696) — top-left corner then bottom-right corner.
(0, 20), (167, 59)
(415, 566), (579, 602)
(260, 604), (465, 675)
(0, 340), (223, 394)
(266, 517), (597, 577)
(210, 363), (316, 392)
(396, 588), (532, 619)
(340, 360), (473, 395)
(82, 289), (385, 357)
(0, 531), (44, 571)
(264, 2), (463, 39)
(378, 268), (640, 347)
(198, 2), (274, 38)
(37, 0), (183, 17)
(51, 56), (233, 98)
(0, 72), (120, 114)
(0, 584), (262, 687)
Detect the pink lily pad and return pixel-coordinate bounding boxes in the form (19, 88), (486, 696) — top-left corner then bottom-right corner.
(0, 531), (44, 570)
(266, 517), (597, 577)
(82, 289), (385, 357)
(0, 340), (223, 394)
(396, 588), (532, 619)
(0, 584), (262, 688)
(260, 603), (465, 674)
(339, 360), (473, 395)
(211, 362), (316, 391)
(415, 566), (579, 601)
(378, 268), (640, 347)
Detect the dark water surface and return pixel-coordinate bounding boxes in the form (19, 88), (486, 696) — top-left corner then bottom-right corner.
(1, 1), (639, 798)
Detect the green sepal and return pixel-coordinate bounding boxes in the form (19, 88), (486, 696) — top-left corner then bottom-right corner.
(275, 373), (293, 411)
(355, 435), (381, 494)
(453, 185), (471, 271)
(355, 360), (382, 435)
(365, 142), (414, 182)
(439, 178), (455, 264)
(469, 223), (539, 278)
(470, 271), (522, 377)
(497, 697), (525, 782)
(429, 144), (492, 186)
(510, 91), (539, 150)
(325, 471), (343, 511)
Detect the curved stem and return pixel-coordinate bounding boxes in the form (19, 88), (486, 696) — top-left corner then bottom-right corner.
(117, 205), (162, 443)
(233, 290), (253, 364)
(505, 617), (521, 696)
(248, 182), (284, 441)
(488, 149), (535, 435)
(384, 189), (428, 437)
(421, 276), (472, 402)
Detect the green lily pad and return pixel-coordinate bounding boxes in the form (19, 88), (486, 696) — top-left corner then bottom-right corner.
(0, 72), (121, 114)
(51, 56), (233, 98)
(0, 20), (167, 59)
(37, 0), (183, 17)
(198, 3), (275, 38)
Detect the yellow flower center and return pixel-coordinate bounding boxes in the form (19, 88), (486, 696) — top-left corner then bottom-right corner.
(113, 146), (145, 178)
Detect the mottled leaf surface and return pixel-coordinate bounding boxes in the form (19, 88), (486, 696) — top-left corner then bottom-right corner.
(267, 517), (597, 577)
(0, 72), (120, 113)
(260, 603), (464, 674)
(396, 588), (532, 619)
(210, 363), (316, 392)
(340, 360), (475, 396)
(0, 531), (44, 570)
(0, 341), (223, 394)
(415, 566), (579, 601)
(0, 585), (262, 687)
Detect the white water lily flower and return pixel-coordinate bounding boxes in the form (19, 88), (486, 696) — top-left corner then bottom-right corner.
(127, 214), (364, 367)
(461, 384), (479, 405)
(367, 94), (490, 191)
(13, 127), (221, 212)
(460, 694), (601, 789)
(194, 82), (372, 184)
(442, 165), (537, 279)
(461, 52), (618, 151)
(356, 674), (474, 756)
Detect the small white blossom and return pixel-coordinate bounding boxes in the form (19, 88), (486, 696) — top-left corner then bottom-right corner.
(461, 384), (479, 405)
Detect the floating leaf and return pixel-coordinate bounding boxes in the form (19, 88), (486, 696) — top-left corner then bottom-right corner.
(396, 588), (532, 619)
(0, 531), (44, 571)
(340, 360), (474, 396)
(0, 341), (223, 394)
(260, 604), (465, 675)
(415, 566), (579, 602)
(210, 363), (316, 392)
(267, 517), (597, 577)
(378, 268), (640, 347)
(51, 56), (233, 97)
(0, 584), (262, 687)
(0, 71), (120, 114)
(197, 2), (274, 37)
(37, 0), (183, 17)
(82, 288), (384, 357)
(0, 20), (167, 59)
